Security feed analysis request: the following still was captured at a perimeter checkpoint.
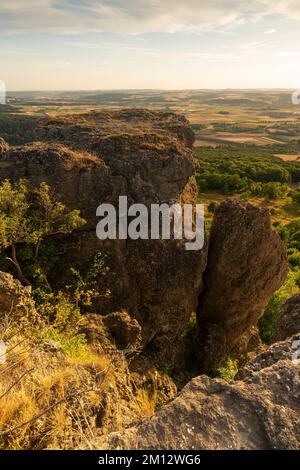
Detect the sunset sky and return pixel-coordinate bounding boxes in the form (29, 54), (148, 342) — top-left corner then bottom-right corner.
(1, 0), (300, 90)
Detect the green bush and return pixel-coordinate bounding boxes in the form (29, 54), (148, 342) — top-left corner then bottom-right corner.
(196, 146), (297, 198)
(0, 179), (85, 287)
(212, 357), (238, 381)
(291, 185), (300, 205)
(208, 201), (218, 214)
(259, 270), (299, 344)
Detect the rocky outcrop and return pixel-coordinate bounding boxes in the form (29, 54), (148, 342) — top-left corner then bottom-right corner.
(0, 142), (109, 229)
(0, 110), (207, 359)
(102, 311), (142, 350)
(237, 333), (300, 379)
(91, 334), (300, 450)
(36, 109), (196, 153)
(0, 271), (35, 319)
(273, 293), (300, 342)
(76, 312), (177, 436)
(0, 137), (9, 154)
(78, 311), (141, 352)
(197, 200), (288, 373)
(0, 111), (289, 370)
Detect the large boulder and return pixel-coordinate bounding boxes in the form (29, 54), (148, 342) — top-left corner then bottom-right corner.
(197, 200), (288, 372)
(0, 271), (35, 319)
(91, 334), (300, 450)
(273, 293), (300, 342)
(0, 137), (9, 154)
(0, 110), (207, 358)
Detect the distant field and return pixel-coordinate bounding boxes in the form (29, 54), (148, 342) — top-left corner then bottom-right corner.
(195, 133), (283, 147)
(275, 154), (300, 162)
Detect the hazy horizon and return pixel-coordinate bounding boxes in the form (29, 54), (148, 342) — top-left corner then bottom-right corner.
(5, 87), (297, 93)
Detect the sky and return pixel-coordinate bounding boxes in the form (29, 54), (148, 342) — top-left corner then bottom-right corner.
(0, 0), (300, 90)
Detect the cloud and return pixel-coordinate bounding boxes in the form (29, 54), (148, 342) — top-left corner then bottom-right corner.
(263, 28), (277, 34)
(239, 41), (266, 49)
(0, 1), (300, 35)
(66, 40), (235, 63)
(271, 50), (300, 58)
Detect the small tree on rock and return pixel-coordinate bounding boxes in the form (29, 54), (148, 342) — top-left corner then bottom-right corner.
(0, 179), (85, 285)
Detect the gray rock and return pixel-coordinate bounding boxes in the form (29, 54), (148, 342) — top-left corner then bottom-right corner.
(273, 293), (300, 342)
(92, 335), (300, 450)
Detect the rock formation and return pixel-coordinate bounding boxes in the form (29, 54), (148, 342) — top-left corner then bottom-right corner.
(0, 110), (298, 450)
(90, 334), (300, 450)
(0, 111), (290, 370)
(197, 200), (288, 373)
(0, 137), (9, 154)
(0, 110), (207, 358)
(273, 293), (300, 342)
(0, 271), (35, 320)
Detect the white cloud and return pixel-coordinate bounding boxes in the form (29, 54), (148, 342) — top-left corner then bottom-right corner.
(239, 41), (266, 49)
(263, 28), (277, 34)
(0, 0), (299, 35)
(66, 40), (235, 63)
(271, 50), (300, 58)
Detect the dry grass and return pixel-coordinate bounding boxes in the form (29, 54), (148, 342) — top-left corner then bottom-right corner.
(134, 388), (159, 418)
(0, 325), (109, 450)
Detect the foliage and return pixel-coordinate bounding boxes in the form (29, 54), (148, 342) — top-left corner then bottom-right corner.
(191, 123), (207, 132)
(258, 270), (300, 344)
(195, 146), (298, 198)
(207, 201), (219, 214)
(36, 290), (81, 330)
(291, 185), (300, 205)
(33, 250), (110, 357)
(66, 252), (110, 308)
(278, 219), (300, 251)
(0, 179), (31, 248)
(212, 357), (238, 381)
(0, 179), (85, 286)
(249, 181), (289, 200)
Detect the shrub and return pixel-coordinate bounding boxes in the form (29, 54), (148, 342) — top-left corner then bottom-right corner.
(291, 186), (300, 205)
(259, 270), (299, 344)
(0, 179), (85, 286)
(207, 201), (218, 214)
(212, 357), (238, 381)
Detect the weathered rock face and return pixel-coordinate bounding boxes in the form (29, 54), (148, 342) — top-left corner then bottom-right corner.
(0, 138), (9, 154)
(91, 334), (300, 450)
(197, 200), (288, 373)
(237, 333), (300, 379)
(0, 271), (35, 319)
(273, 293), (300, 342)
(0, 110), (207, 358)
(36, 109), (196, 155)
(102, 311), (142, 350)
(0, 142), (110, 230)
(77, 312), (177, 436)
